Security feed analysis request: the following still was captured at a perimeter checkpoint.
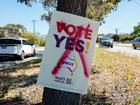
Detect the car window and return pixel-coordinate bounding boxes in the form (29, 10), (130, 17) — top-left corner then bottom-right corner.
(101, 37), (110, 41)
(22, 40), (31, 45)
(134, 38), (140, 42)
(0, 39), (21, 44)
(138, 38), (140, 42)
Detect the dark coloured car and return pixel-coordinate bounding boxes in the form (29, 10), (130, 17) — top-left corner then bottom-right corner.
(132, 37), (140, 49)
(99, 37), (113, 48)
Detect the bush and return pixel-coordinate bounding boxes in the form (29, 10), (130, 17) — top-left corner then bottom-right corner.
(20, 32), (37, 43)
(119, 33), (140, 42)
(20, 32), (47, 46)
(37, 38), (47, 46)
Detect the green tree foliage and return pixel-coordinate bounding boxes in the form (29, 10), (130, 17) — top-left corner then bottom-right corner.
(0, 23), (46, 46)
(87, 0), (121, 21)
(0, 27), (4, 37)
(119, 33), (131, 42)
(38, 38), (47, 46)
(133, 23), (140, 35)
(20, 32), (37, 42)
(118, 23), (140, 42)
(17, 0), (122, 21)
(4, 24), (26, 33)
(20, 32), (47, 46)
(119, 33), (140, 42)
(112, 34), (120, 42)
(0, 24), (26, 36)
(113, 23), (140, 42)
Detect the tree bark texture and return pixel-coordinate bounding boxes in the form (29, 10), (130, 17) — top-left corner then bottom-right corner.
(57, 0), (87, 17)
(42, 0), (87, 105)
(42, 88), (81, 105)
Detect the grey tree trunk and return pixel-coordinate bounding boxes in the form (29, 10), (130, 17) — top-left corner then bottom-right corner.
(57, 0), (87, 17)
(42, 0), (87, 105)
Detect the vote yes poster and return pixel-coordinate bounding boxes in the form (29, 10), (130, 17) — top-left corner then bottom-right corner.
(37, 11), (99, 94)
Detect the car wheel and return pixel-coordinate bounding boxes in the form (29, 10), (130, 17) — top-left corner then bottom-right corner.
(133, 45), (137, 49)
(110, 45), (113, 48)
(32, 49), (36, 56)
(20, 51), (25, 60)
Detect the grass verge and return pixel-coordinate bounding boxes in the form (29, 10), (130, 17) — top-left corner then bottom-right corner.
(0, 48), (140, 105)
(83, 48), (140, 105)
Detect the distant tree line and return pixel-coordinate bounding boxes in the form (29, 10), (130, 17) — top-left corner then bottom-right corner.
(98, 23), (140, 42)
(118, 23), (140, 42)
(0, 24), (47, 46)
(20, 32), (47, 46)
(0, 24), (26, 37)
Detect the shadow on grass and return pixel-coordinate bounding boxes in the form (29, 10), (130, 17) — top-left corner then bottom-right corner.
(0, 97), (30, 105)
(0, 98), (42, 105)
(0, 58), (41, 73)
(0, 74), (112, 105)
(0, 93), (112, 105)
(81, 93), (112, 105)
(19, 74), (38, 87)
(90, 66), (101, 74)
(0, 71), (113, 105)
(0, 73), (38, 88)
(0, 97), (43, 105)
(0, 73), (38, 99)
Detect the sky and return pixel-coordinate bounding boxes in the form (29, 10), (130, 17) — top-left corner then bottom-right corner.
(99, 0), (140, 34)
(0, 0), (140, 35)
(0, 0), (49, 35)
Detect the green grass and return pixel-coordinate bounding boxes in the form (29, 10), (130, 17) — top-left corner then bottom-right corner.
(1, 48), (140, 105)
(86, 48), (140, 105)
(0, 58), (42, 99)
(93, 48), (140, 71)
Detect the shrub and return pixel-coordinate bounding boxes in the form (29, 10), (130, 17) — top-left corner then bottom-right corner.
(20, 32), (47, 46)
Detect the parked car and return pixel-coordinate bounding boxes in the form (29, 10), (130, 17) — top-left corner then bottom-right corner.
(132, 37), (140, 49)
(99, 37), (113, 48)
(0, 37), (36, 60)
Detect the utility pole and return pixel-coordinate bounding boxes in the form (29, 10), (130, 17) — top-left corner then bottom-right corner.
(115, 28), (118, 35)
(114, 28), (119, 42)
(32, 20), (37, 36)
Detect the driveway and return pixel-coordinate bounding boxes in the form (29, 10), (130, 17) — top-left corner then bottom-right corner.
(0, 47), (45, 70)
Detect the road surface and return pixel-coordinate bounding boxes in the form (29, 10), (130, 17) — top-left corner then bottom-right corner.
(0, 47), (45, 70)
(1, 45), (140, 70)
(107, 46), (140, 58)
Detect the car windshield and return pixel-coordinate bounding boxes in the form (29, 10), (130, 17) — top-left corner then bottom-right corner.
(0, 39), (21, 44)
(102, 37), (110, 41)
(133, 37), (140, 42)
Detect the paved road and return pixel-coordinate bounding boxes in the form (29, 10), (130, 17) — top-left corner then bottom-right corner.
(107, 46), (140, 58)
(1, 45), (140, 70)
(0, 47), (45, 70)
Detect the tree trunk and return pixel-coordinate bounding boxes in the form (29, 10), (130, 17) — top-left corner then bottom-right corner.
(42, 0), (87, 105)
(57, 0), (87, 17)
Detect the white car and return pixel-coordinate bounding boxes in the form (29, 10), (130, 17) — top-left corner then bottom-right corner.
(0, 37), (36, 60)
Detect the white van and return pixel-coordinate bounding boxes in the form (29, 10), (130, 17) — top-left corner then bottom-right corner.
(0, 37), (36, 60)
